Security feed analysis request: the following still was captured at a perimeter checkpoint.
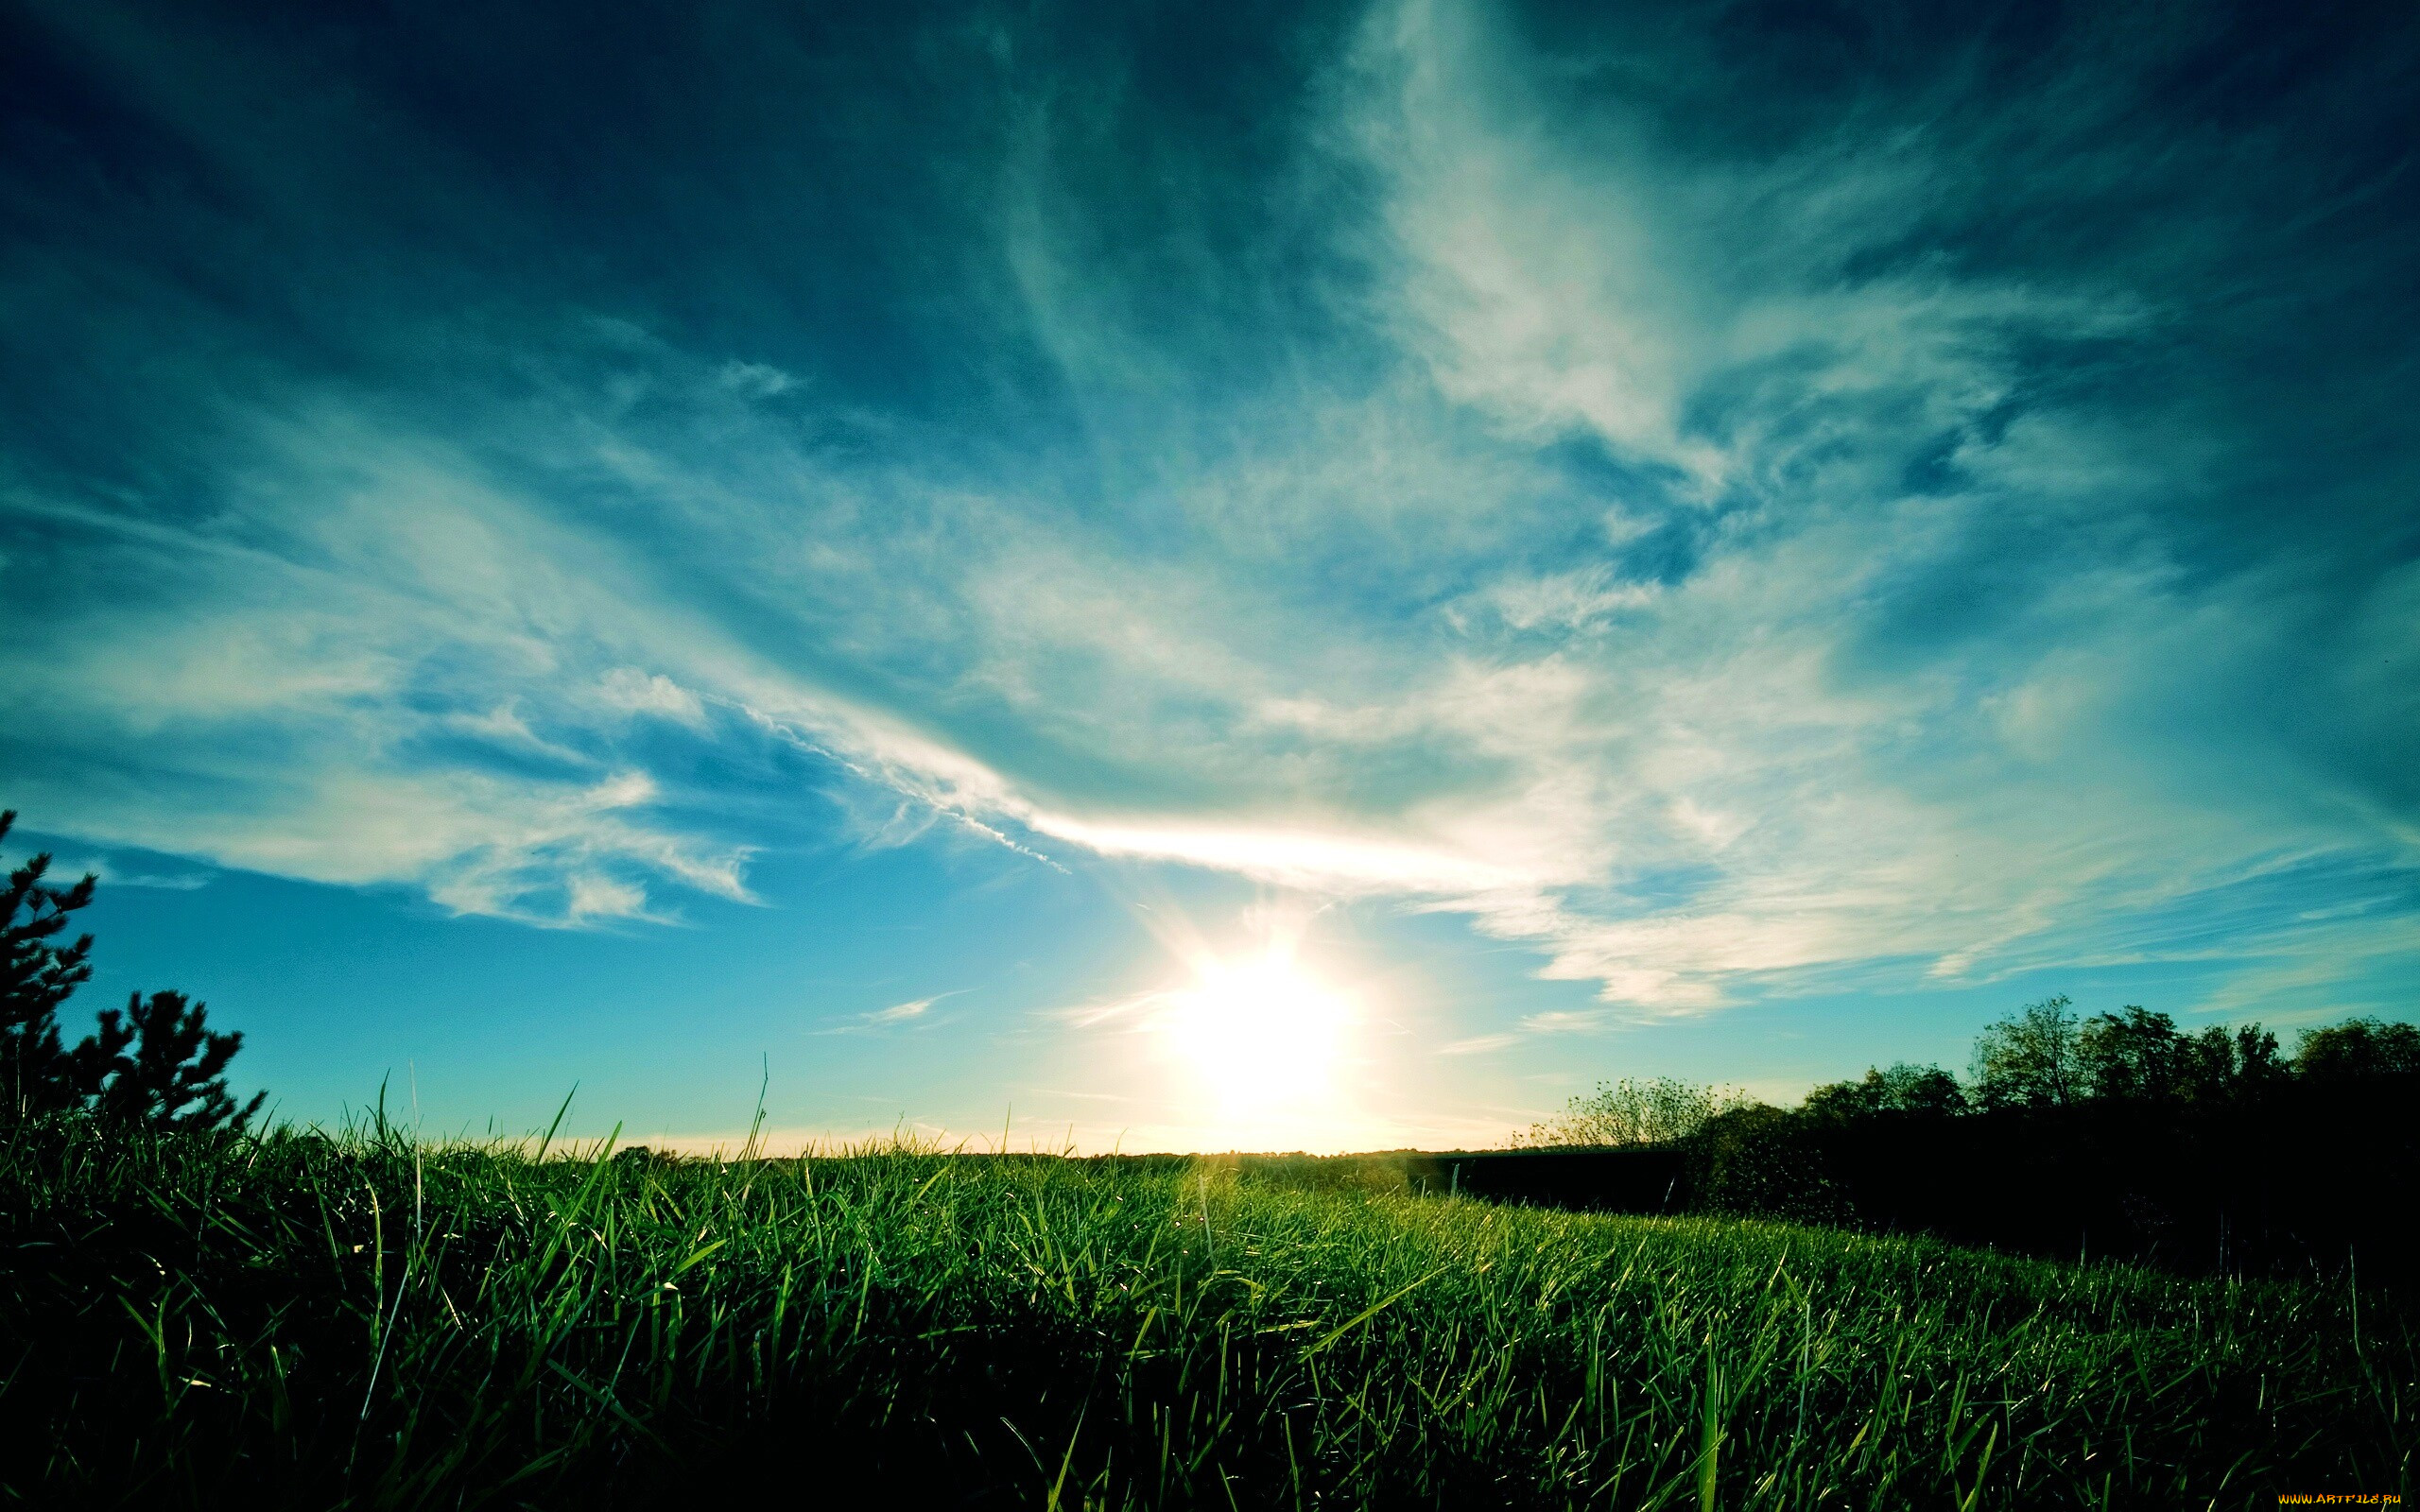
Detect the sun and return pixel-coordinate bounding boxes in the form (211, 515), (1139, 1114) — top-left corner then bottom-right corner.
(1163, 947), (1353, 1121)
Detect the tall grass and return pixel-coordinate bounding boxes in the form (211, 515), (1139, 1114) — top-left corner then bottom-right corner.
(1, 1113), (2410, 1508)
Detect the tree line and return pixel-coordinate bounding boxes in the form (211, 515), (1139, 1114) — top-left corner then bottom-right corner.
(1870, 992), (2413, 1112)
(1511, 995), (2419, 1284)
(1527, 994), (2416, 1146)
(1, 811), (262, 1131)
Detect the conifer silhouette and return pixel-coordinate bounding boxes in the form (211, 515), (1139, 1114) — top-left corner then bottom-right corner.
(85, 989), (266, 1132)
(1, 810), (100, 1116)
(1, 809), (264, 1130)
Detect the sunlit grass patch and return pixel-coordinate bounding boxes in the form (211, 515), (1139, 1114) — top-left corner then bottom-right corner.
(0, 1116), (2408, 1507)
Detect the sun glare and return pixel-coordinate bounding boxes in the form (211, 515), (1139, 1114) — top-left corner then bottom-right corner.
(1163, 948), (1353, 1124)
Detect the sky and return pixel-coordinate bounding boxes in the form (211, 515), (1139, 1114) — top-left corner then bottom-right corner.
(2, 0), (2415, 1153)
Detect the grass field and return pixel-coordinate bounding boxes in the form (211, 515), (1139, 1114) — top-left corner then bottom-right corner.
(2, 1115), (2411, 1509)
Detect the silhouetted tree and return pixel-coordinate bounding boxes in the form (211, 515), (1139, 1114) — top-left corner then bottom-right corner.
(2077, 1005), (2186, 1103)
(85, 990), (265, 1132)
(1, 809), (265, 1131)
(1803, 1062), (1966, 1122)
(2295, 1017), (2420, 1081)
(1513, 1077), (1751, 1148)
(2231, 1023), (2291, 1094)
(1, 811), (102, 1116)
(1970, 995), (2081, 1109)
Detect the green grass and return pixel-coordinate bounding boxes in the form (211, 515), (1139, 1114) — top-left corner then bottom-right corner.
(1, 1115), (2410, 1509)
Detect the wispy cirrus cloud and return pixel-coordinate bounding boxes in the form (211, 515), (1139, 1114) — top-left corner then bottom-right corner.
(809, 991), (971, 1036)
(1, 0), (2413, 1036)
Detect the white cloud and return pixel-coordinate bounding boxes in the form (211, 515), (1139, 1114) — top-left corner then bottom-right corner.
(808, 989), (972, 1036)
(1517, 1010), (1614, 1034)
(1452, 566), (1660, 635)
(3, 0), (2410, 1025)
(596, 667), (710, 729)
(44, 855), (212, 891)
(1436, 1033), (1516, 1055)
(714, 359), (797, 399)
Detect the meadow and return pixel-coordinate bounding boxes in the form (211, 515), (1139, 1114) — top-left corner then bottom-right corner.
(2, 1115), (2410, 1509)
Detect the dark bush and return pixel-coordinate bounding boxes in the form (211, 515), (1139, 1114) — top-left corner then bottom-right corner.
(1691, 1104), (1845, 1223)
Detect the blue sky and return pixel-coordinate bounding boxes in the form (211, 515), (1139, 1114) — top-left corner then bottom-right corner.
(3, 0), (2415, 1151)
